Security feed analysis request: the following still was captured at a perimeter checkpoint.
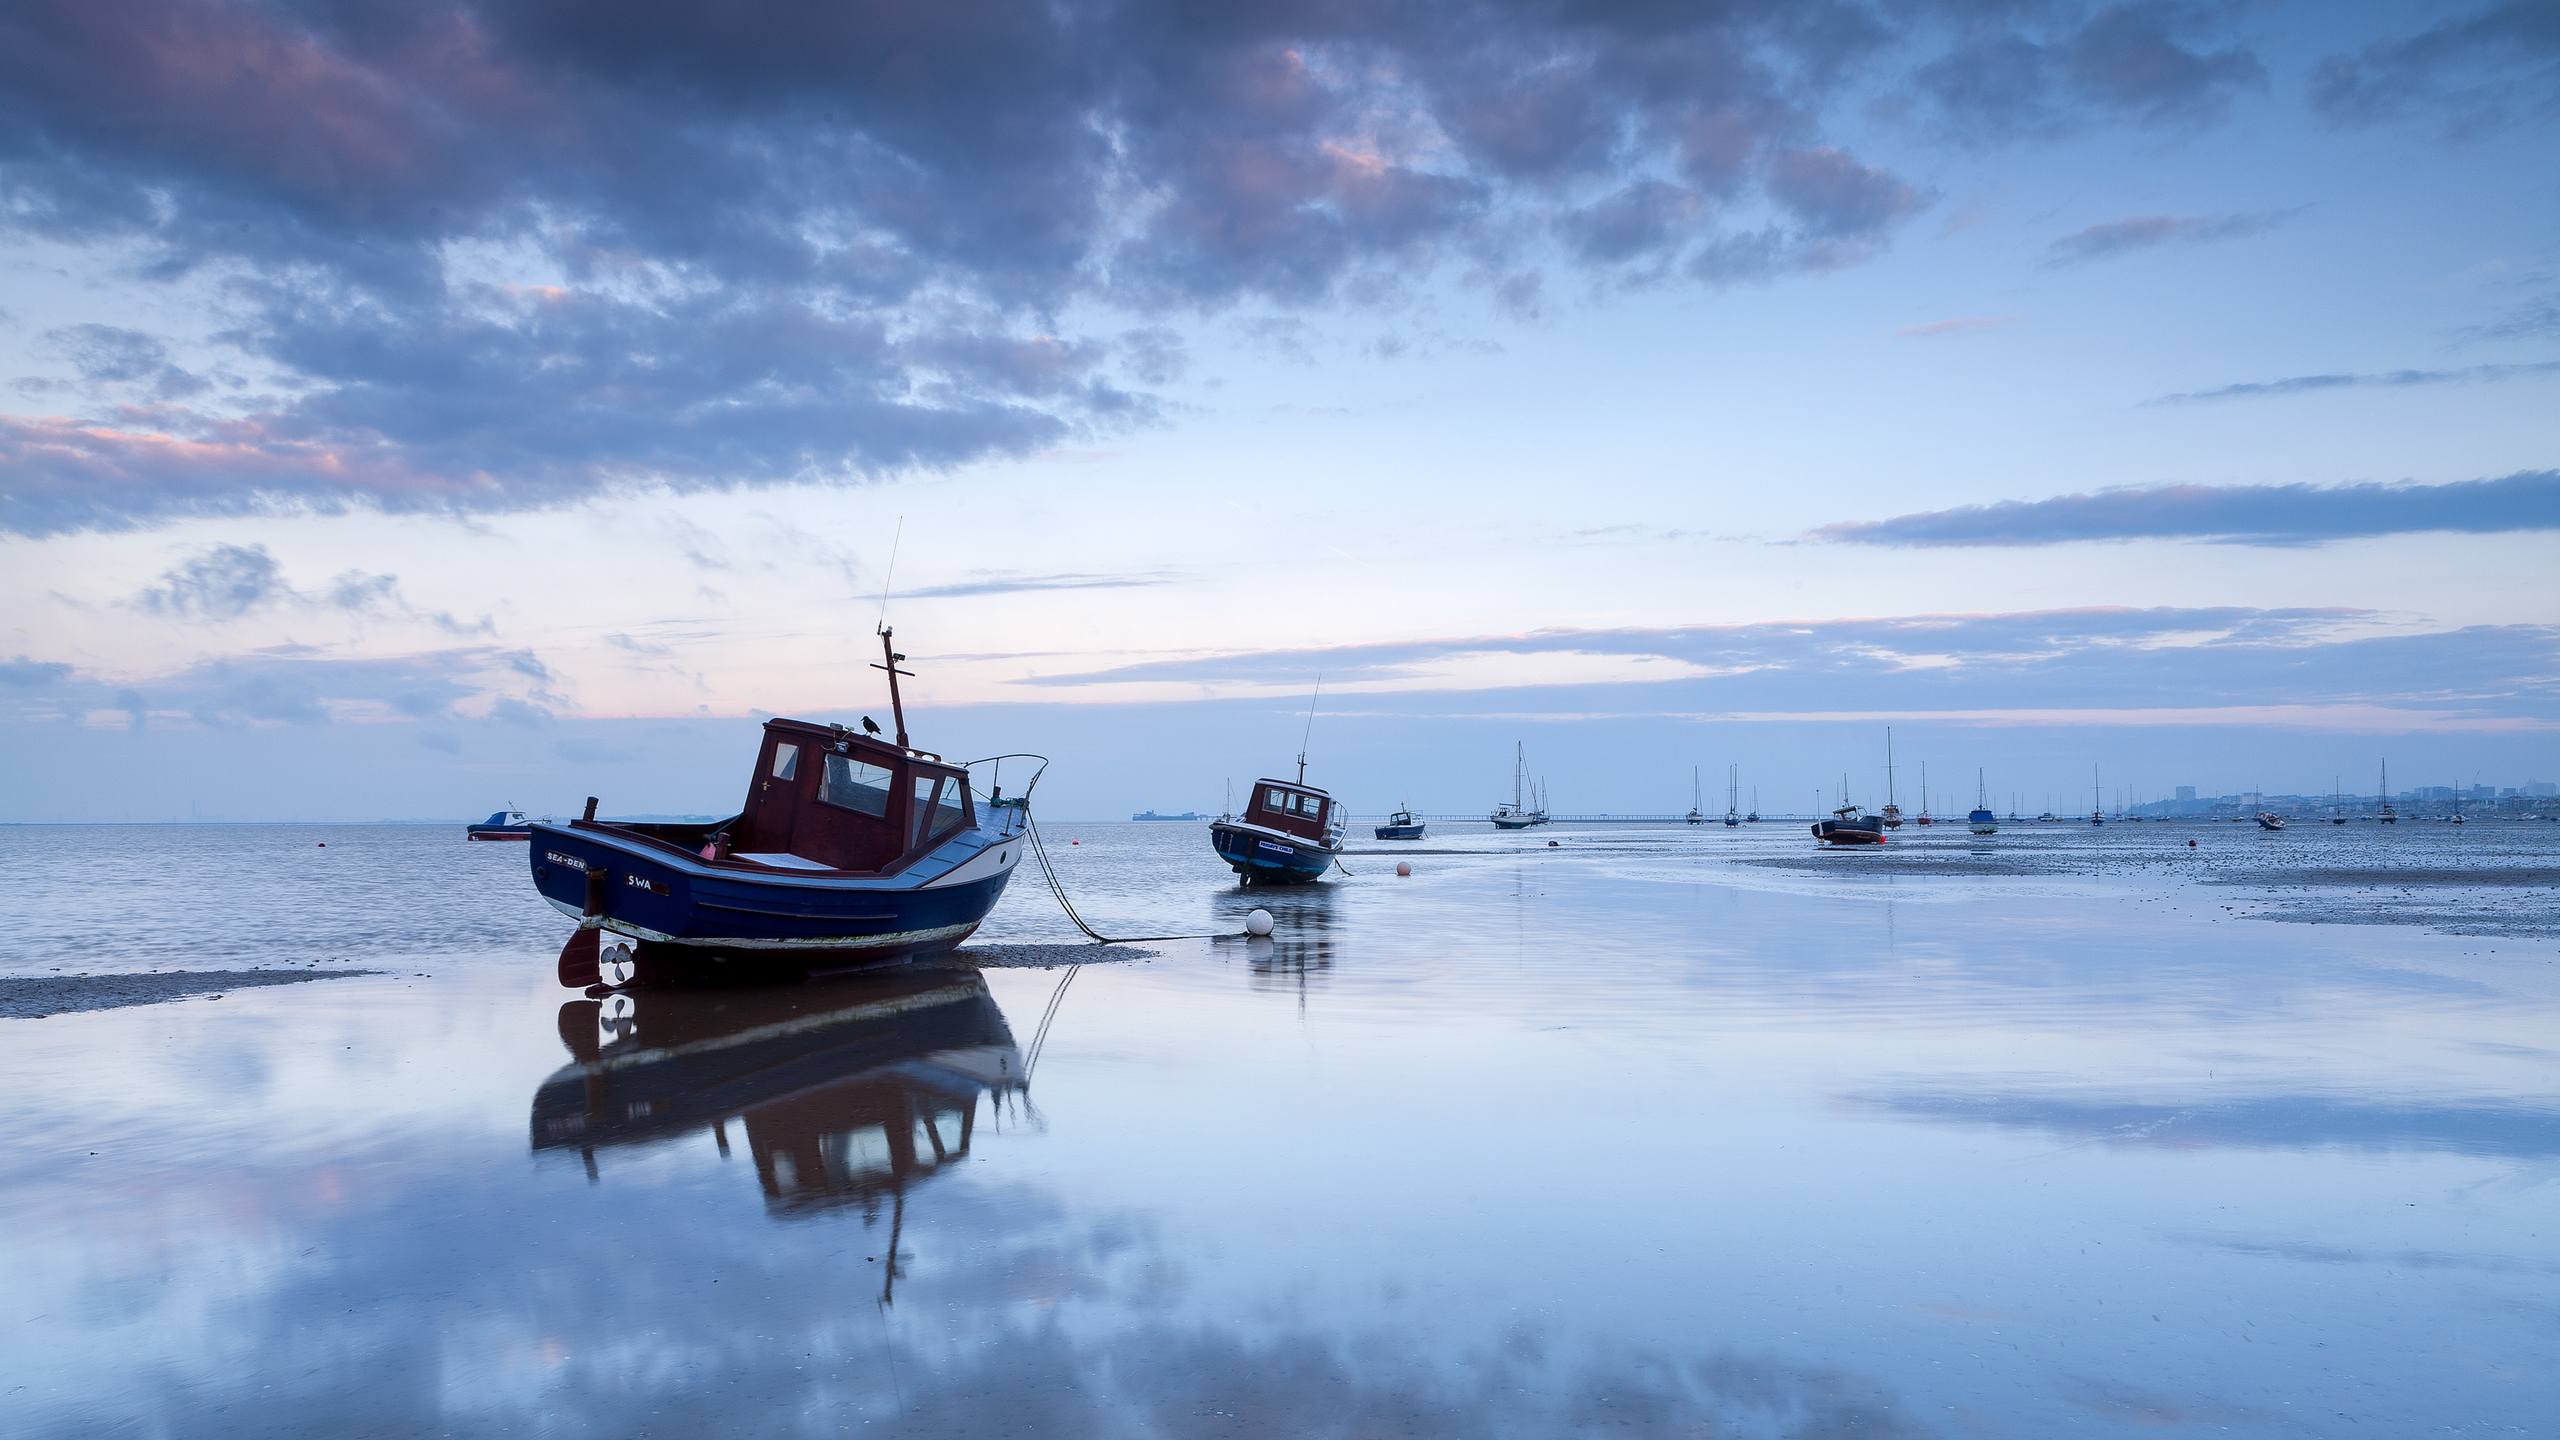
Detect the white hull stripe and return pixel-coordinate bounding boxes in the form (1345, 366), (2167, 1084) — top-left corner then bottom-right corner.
(544, 897), (981, 952)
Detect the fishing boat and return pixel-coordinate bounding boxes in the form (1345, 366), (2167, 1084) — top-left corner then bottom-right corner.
(1374, 806), (1426, 841)
(467, 808), (532, 841)
(1490, 742), (1549, 829)
(1686, 767), (1705, 826)
(2378, 760), (2396, 824)
(1812, 777), (1886, 845)
(529, 630), (1034, 989)
(1214, 774), (1345, 882)
(1967, 770), (1997, 835)
(1880, 729), (1903, 829)
(1211, 683), (1345, 883)
(1723, 765), (1741, 827)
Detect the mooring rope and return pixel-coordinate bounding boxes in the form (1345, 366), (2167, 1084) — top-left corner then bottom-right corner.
(1022, 810), (1248, 944)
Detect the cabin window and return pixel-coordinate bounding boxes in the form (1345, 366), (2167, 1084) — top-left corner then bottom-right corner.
(1264, 786), (1289, 811)
(821, 755), (893, 817)
(771, 743), (799, 781)
(1298, 794), (1324, 817)
(933, 776), (968, 832)
(910, 775), (939, 845)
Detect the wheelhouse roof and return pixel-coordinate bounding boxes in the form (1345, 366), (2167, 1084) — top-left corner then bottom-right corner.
(1250, 777), (1332, 800)
(762, 716), (963, 777)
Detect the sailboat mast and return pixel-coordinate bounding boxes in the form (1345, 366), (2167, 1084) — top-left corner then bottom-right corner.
(1886, 728), (1896, 807)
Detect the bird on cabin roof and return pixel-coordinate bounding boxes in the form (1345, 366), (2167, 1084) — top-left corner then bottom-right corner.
(861, 716), (881, 736)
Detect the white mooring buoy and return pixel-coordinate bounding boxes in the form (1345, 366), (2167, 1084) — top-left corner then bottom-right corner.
(1245, 908), (1274, 937)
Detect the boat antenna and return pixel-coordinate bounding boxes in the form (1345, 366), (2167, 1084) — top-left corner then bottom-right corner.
(1297, 671), (1322, 784)
(874, 515), (905, 635)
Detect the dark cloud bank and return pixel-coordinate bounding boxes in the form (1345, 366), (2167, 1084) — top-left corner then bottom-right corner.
(0, 0), (2301, 536)
(1819, 470), (2560, 547)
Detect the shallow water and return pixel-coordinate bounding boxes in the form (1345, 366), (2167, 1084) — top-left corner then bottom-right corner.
(2, 819), (2556, 1436)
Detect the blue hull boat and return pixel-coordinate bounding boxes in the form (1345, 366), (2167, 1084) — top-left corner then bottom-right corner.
(1210, 818), (1338, 883)
(531, 630), (1041, 987)
(1374, 806), (1425, 841)
(468, 808), (532, 841)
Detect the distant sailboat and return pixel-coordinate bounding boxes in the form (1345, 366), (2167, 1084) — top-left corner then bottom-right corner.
(1880, 729), (1904, 829)
(2090, 764), (2104, 826)
(1746, 787), (1760, 823)
(1915, 761), (1934, 826)
(1491, 743), (1548, 830)
(1968, 770), (1997, 835)
(1724, 764), (1741, 826)
(1686, 767), (1704, 826)
(2330, 777), (2348, 824)
(2378, 759), (2397, 825)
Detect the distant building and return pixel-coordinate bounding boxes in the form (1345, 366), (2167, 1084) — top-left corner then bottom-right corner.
(2175, 786), (2197, 802)
(2528, 781), (2558, 797)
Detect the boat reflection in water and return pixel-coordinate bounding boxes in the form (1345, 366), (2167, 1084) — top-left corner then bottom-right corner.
(531, 965), (1027, 1238)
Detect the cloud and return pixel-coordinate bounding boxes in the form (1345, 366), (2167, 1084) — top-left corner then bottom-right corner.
(905, 570), (1182, 600)
(0, 0), (1953, 535)
(2043, 210), (2292, 266)
(1913, 1), (2266, 140)
(1895, 316), (2012, 339)
(135, 543), (288, 619)
(0, 644), (561, 729)
(1817, 471), (2560, 547)
(126, 540), (494, 633)
(994, 605), (2560, 733)
(2311, 2), (2560, 135)
(2148, 359), (2560, 404)
(2458, 293), (2560, 345)
(1, 655), (74, 687)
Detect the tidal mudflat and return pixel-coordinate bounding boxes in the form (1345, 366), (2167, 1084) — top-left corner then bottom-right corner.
(2, 821), (2554, 1436)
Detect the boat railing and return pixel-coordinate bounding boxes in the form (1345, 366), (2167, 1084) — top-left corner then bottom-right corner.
(965, 753), (1052, 813)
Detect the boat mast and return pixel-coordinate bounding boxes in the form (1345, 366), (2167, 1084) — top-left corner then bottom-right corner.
(1886, 728), (1897, 809)
(872, 628), (913, 750)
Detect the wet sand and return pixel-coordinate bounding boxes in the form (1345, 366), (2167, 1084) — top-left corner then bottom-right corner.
(0, 967), (381, 1019)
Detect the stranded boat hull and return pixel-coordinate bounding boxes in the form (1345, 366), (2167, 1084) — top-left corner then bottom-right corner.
(1211, 819), (1338, 883)
(530, 820), (1022, 959)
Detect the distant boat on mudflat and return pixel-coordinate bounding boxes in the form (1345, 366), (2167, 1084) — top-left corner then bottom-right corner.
(1812, 777), (1885, 846)
(1967, 769), (1997, 835)
(1686, 767), (1704, 826)
(1724, 765), (1741, 826)
(1375, 806), (1426, 841)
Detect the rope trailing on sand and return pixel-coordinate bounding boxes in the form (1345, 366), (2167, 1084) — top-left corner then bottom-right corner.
(1022, 810), (1247, 944)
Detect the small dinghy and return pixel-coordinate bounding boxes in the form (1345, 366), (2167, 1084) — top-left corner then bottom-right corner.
(467, 808), (532, 841)
(530, 630), (1037, 988)
(1374, 806), (1426, 841)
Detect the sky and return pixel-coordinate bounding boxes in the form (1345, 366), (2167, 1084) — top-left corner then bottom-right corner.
(1, 0), (2556, 821)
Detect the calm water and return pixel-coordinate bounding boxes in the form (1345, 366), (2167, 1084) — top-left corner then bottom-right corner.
(2, 819), (2556, 1436)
